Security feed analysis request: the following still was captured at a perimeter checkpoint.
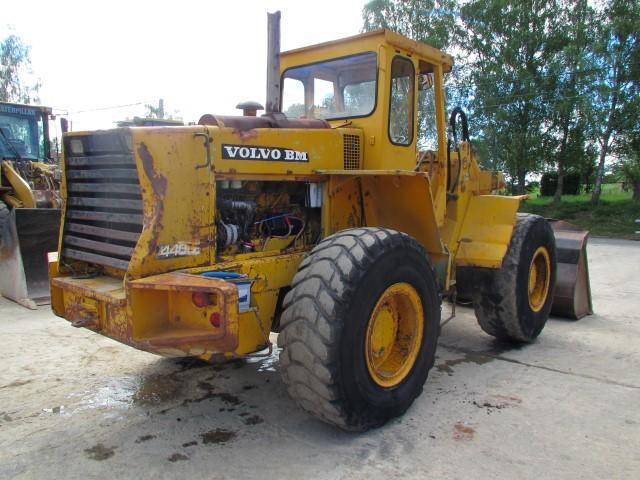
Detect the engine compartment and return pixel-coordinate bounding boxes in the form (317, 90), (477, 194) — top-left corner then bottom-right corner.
(215, 180), (322, 257)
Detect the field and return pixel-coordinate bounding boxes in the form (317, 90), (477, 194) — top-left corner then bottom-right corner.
(519, 186), (640, 239)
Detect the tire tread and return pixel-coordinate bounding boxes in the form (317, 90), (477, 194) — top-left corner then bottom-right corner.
(279, 227), (439, 430)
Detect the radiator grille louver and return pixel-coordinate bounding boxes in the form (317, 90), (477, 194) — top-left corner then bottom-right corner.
(343, 134), (361, 170)
(62, 133), (142, 271)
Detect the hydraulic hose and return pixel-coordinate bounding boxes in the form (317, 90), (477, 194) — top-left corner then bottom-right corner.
(447, 106), (470, 197)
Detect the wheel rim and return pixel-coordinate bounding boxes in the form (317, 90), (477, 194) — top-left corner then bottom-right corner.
(365, 282), (424, 388)
(528, 246), (551, 312)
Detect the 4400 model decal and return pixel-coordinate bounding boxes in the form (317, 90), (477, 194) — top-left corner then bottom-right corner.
(157, 242), (201, 259)
(221, 144), (309, 162)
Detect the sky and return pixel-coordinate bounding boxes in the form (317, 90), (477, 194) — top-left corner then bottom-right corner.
(2, 0), (368, 132)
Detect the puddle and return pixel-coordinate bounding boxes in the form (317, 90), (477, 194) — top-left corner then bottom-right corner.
(68, 353), (265, 417)
(75, 377), (138, 411)
(200, 428), (236, 444)
(167, 379), (243, 413)
(216, 392), (241, 406)
(484, 340), (525, 356)
(168, 453), (189, 462)
(174, 357), (211, 371)
(135, 434), (156, 443)
(436, 352), (494, 374)
(473, 394), (522, 413)
(72, 371), (186, 413)
(85, 443), (116, 460)
(246, 348), (280, 372)
(133, 375), (182, 406)
(243, 414), (264, 425)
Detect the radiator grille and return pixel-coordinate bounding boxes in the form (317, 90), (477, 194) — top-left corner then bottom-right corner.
(62, 132), (142, 271)
(343, 134), (361, 170)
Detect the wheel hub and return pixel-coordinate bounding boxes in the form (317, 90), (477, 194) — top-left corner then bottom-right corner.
(528, 246), (551, 312)
(365, 282), (424, 388)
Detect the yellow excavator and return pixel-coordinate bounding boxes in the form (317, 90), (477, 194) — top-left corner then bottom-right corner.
(0, 101), (61, 308)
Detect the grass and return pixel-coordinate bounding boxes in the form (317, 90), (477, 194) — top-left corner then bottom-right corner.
(519, 189), (640, 239)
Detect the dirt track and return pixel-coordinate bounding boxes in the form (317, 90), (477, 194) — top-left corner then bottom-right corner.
(1, 237), (638, 479)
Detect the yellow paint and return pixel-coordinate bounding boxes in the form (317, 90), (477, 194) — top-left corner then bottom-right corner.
(127, 127), (214, 280)
(365, 282), (424, 388)
(1, 160), (36, 208)
(47, 252), (64, 316)
(454, 195), (524, 268)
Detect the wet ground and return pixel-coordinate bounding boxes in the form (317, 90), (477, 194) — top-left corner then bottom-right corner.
(1, 237), (639, 479)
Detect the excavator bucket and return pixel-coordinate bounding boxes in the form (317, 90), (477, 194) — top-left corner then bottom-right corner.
(0, 208), (60, 309)
(549, 220), (593, 320)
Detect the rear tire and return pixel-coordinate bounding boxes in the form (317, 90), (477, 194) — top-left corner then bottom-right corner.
(278, 228), (441, 431)
(473, 213), (556, 343)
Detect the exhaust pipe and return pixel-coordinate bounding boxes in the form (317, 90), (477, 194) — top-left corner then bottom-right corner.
(265, 11), (281, 113)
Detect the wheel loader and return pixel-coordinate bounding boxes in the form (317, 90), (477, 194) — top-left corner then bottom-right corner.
(1, 101), (61, 309)
(48, 14), (591, 431)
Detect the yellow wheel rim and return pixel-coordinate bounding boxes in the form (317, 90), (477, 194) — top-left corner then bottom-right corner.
(528, 246), (551, 312)
(365, 282), (424, 388)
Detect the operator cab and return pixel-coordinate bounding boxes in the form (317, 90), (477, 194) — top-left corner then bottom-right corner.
(279, 29), (453, 171)
(0, 102), (52, 161)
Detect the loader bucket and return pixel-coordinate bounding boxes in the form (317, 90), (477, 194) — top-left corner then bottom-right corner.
(549, 220), (593, 320)
(0, 208), (60, 309)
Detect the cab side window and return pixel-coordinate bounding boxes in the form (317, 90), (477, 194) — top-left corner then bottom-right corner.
(388, 56), (415, 146)
(418, 69), (438, 152)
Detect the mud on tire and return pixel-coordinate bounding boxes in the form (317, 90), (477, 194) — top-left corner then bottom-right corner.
(473, 213), (557, 343)
(278, 228), (441, 431)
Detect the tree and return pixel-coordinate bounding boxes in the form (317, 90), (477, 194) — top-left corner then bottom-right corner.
(614, 129), (640, 201)
(0, 34), (40, 103)
(546, 0), (595, 204)
(460, 0), (565, 194)
(284, 103), (305, 118)
(589, 0), (640, 205)
(362, 0), (458, 51)
(145, 98), (166, 119)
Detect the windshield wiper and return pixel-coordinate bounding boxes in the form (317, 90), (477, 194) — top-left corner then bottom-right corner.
(0, 128), (22, 160)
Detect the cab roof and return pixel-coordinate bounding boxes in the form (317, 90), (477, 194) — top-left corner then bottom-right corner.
(281, 28), (454, 72)
(0, 101), (52, 115)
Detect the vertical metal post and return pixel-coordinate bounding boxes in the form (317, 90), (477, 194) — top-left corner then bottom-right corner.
(266, 11), (281, 113)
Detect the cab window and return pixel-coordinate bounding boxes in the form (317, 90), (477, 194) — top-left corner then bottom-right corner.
(281, 52), (377, 120)
(417, 68), (438, 151)
(388, 56), (414, 146)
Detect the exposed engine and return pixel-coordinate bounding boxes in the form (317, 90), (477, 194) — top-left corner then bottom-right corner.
(215, 180), (322, 256)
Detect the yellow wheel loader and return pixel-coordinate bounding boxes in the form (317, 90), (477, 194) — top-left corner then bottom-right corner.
(49, 14), (591, 431)
(1, 102), (61, 309)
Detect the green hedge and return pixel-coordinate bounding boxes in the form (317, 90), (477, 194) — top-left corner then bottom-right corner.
(540, 172), (581, 196)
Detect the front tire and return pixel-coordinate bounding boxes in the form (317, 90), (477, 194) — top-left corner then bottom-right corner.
(278, 228), (441, 431)
(473, 213), (557, 343)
